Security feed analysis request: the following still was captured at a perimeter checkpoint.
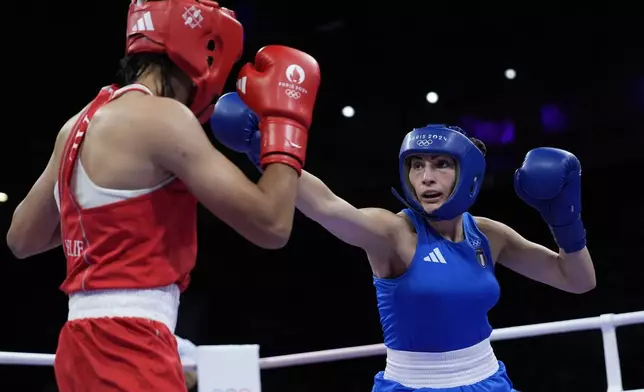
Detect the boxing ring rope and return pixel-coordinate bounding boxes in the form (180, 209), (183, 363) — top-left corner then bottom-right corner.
(0, 311), (642, 392)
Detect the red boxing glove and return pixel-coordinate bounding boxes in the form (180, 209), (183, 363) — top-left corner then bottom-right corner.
(236, 45), (321, 175)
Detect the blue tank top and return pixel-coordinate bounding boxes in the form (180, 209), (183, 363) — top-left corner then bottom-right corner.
(373, 210), (501, 352)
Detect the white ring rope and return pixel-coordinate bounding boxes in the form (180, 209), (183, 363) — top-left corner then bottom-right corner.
(1, 311), (643, 392)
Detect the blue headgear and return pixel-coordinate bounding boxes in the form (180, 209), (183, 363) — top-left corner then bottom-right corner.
(392, 124), (486, 221)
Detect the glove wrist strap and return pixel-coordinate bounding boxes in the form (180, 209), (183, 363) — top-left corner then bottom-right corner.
(549, 216), (586, 253)
(259, 117), (308, 175)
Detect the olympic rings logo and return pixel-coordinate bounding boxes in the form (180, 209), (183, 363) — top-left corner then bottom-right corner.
(285, 89), (301, 99)
(416, 139), (433, 147)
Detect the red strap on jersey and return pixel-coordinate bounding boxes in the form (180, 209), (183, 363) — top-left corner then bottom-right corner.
(58, 86), (117, 196)
(58, 84), (156, 202)
(56, 85), (116, 243)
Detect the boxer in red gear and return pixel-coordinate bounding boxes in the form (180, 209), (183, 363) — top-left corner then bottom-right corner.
(6, 1), (320, 391)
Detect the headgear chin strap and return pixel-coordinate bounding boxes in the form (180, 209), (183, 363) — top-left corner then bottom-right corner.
(126, 0), (244, 123)
(391, 124), (486, 221)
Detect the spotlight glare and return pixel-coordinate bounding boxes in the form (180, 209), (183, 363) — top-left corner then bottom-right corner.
(342, 106), (355, 118)
(426, 92), (439, 104)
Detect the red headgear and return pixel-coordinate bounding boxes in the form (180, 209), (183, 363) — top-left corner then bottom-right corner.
(126, 0), (244, 123)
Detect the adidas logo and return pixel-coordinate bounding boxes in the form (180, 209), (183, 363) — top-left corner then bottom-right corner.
(236, 76), (247, 94)
(423, 247), (447, 264)
(131, 11), (155, 33)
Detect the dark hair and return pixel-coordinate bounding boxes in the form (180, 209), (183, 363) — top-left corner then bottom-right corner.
(115, 53), (180, 98)
(469, 137), (487, 157)
(447, 125), (488, 157)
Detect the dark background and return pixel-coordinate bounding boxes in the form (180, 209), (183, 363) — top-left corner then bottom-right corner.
(1, 3), (643, 392)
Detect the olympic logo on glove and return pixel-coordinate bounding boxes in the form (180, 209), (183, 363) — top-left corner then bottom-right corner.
(285, 89), (301, 99)
(416, 139), (433, 147)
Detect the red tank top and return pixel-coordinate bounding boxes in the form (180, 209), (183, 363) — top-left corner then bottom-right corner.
(57, 85), (198, 295)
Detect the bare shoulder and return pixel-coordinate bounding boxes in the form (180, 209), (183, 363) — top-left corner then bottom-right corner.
(360, 207), (400, 219)
(99, 95), (209, 164)
(135, 97), (206, 145)
(473, 216), (513, 256)
(474, 216), (501, 231)
(363, 208), (415, 246)
(394, 210), (415, 229)
(52, 104), (92, 167)
(474, 216), (511, 237)
(132, 97), (229, 183)
(361, 207), (410, 232)
(58, 105), (88, 143)
(142, 95), (195, 124)
(475, 216), (518, 234)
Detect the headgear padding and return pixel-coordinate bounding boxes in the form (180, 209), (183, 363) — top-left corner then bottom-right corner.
(126, 0), (244, 123)
(393, 124), (486, 221)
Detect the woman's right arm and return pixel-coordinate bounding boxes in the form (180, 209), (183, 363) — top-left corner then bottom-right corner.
(296, 170), (402, 257)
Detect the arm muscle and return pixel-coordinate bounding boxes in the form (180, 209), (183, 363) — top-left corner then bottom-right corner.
(296, 170), (400, 255)
(6, 125), (69, 258)
(149, 100), (299, 249)
(476, 217), (595, 293)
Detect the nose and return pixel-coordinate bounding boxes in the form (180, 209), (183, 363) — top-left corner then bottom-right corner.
(421, 167), (436, 184)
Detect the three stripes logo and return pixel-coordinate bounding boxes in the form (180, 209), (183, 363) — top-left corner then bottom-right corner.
(424, 247), (447, 264)
(237, 76), (247, 94)
(131, 11), (155, 33)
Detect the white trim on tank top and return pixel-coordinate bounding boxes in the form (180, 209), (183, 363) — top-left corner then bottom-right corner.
(113, 83), (154, 97)
(53, 83), (174, 210)
(54, 161), (175, 210)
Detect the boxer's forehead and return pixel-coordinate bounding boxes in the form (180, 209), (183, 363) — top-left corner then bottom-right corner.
(408, 154), (455, 162)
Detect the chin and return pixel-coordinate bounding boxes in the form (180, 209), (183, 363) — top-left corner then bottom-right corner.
(421, 202), (444, 214)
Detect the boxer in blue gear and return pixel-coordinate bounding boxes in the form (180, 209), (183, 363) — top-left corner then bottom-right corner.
(209, 93), (597, 391)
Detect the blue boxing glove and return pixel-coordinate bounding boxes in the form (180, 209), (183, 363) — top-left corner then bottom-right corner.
(514, 147), (586, 253)
(210, 92), (261, 167)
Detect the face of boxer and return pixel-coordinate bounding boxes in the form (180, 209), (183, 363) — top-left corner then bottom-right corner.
(408, 154), (457, 213)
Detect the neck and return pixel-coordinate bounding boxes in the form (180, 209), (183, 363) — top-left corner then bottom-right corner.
(427, 215), (464, 242)
(135, 72), (162, 96)
(135, 71), (192, 105)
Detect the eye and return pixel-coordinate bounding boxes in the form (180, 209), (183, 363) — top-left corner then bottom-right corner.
(411, 161), (423, 169)
(436, 159), (450, 168)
